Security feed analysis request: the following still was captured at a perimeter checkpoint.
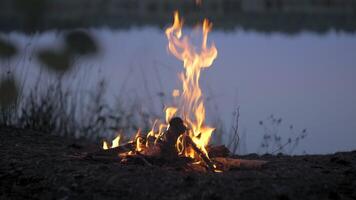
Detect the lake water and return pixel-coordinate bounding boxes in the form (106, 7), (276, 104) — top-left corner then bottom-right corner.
(2, 27), (356, 154)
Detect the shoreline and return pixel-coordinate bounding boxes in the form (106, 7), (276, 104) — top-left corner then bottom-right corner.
(1, 126), (355, 199)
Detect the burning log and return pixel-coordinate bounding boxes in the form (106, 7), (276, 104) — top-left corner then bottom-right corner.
(86, 142), (135, 159)
(183, 135), (217, 171)
(85, 142), (154, 166)
(162, 117), (217, 171)
(158, 117), (187, 159)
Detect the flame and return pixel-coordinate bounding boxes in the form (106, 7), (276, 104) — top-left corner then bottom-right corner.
(112, 135), (121, 148)
(102, 134), (121, 149)
(165, 11), (217, 159)
(103, 141), (109, 150)
(135, 129), (145, 152)
(102, 11), (218, 170)
(165, 106), (178, 123)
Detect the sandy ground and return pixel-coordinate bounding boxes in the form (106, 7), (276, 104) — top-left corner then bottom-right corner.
(0, 127), (355, 200)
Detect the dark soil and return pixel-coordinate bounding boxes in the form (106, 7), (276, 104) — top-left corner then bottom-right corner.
(0, 127), (355, 200)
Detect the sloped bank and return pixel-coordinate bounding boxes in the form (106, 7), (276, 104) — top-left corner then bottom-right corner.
(0, 127), (355, 200)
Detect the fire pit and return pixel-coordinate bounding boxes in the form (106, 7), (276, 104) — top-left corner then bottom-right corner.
(89, 11), (267, 172)
(87, 116), (266, 172)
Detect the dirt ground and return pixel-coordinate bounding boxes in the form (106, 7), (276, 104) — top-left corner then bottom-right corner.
(0, 127), (355, 200)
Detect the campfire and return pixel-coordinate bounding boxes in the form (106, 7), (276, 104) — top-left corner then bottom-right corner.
(96, 11), (266, 172)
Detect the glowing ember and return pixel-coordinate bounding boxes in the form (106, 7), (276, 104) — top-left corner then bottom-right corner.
(172, 89), (180, 97)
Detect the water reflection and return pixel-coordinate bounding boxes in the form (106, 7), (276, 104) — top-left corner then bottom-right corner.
(1, 28), (356, 154)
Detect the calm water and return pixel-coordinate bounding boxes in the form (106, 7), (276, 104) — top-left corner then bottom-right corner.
(2, 28), (356, 154)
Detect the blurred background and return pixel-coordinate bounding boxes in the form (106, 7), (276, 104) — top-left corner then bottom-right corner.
(1, 0), (356, 155)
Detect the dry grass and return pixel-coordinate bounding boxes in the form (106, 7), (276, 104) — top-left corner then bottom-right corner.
(0, 77), (153, 141)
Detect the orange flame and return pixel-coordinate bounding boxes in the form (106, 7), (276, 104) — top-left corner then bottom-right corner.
(165, 106), (178, 124)
(102, 11), (218, 168)
(165, 11), (217, 159)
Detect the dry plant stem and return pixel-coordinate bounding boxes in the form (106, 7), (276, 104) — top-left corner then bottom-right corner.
(271, 141), (291, 154)
(184, 134), (216, 171)
(228, 107), (240, 154)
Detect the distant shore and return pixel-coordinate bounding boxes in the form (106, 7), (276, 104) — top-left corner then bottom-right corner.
(1, 0), (355, 33)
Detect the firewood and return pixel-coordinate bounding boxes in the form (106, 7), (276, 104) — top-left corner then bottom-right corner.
(184, 135), (216, 171)
(85, 141), (153, 166)
(80, 116), (268, 172)
(130, 152), (153, 167)
(86, 142), (135, 158)
(159, 117), (187, 159)
(185, 163), (208, 173)
(160, 117), (218, 171)
(212, 157), (267, 170)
